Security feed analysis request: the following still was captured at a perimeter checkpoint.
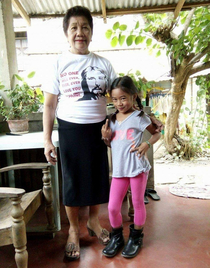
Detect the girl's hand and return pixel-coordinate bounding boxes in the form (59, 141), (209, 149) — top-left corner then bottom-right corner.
(44, 141), (57, 165)
(101, 119), (112, 140)
(130, 142), (150, 159)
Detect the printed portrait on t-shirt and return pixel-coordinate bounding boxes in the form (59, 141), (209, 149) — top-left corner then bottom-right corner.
(78, 66), (108, 101)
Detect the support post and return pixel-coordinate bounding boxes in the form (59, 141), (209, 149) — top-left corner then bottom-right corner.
(0, 0), (18, 100)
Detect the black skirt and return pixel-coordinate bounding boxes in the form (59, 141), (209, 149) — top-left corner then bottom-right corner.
(57, 118), (109, 206)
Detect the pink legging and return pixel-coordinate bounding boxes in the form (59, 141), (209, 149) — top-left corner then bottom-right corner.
(108, 172), (148, 228)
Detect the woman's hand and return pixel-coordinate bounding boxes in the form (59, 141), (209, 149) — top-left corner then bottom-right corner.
(150, 115), (164, 133)
(101, 119), (112, 140)
(44, 141), (57, 165)
(130, 142), (149, 159)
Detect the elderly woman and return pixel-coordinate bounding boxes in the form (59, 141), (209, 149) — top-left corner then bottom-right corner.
(42, 6), (117, 260)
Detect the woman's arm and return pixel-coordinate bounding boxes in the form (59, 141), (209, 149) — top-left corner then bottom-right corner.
(43, 92), (58, 165)
(148, 114), (164, 133)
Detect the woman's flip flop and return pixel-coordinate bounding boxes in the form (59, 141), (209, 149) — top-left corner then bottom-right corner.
(146, 188), (160, 200)
(144, 194), (149, 204)
(64, 242), (80, 260)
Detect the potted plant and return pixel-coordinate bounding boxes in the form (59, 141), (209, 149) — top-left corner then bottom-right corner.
(0, 72), (44, 134)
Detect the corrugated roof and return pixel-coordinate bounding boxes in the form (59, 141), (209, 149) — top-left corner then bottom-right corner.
(12, 0), (210, 21)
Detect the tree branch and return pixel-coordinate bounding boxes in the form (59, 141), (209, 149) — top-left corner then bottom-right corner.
(188, 43), (210, 65)
(183, 8), (195, 35)
(174, 55), (195, 83)
(170, 8), (195, 40)
(174, 0), (186, 20)
(170, 31), (179, 40)
(188, 61), (210, 77)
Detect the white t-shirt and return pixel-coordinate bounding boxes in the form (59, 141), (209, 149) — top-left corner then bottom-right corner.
(42, 51), (117, 124)
(110, 111), (151, 178)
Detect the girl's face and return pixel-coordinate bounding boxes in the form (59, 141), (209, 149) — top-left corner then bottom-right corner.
(111, 87), (137, 114)
(66, 16), (92, 55)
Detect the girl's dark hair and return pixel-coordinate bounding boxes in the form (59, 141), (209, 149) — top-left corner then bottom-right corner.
(110, 76), (144, 122)
(63, 6), (93, 36)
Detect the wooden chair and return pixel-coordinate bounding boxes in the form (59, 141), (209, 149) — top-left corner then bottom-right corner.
(0, 162), (56, 268)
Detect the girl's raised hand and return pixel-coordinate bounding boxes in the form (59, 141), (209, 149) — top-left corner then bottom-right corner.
(101, 119), (112, 140)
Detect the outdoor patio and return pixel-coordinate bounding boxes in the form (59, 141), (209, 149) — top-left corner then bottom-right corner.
(0, 183), (209, 268)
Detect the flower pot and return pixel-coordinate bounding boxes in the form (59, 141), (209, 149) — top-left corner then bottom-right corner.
(7, 119), (29, 134)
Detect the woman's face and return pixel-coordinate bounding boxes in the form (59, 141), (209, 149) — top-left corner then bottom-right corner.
(66, 16), (92, 55)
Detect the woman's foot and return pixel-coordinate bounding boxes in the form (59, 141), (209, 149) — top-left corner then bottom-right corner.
(87, 221), (110, 245)
(64, 230), (80, 260)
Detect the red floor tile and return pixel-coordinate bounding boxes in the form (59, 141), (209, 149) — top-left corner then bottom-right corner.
(1, 185), (210, 268)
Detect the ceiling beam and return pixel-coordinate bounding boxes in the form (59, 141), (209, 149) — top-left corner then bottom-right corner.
(14, 1), (210, 19)
(101, 0), (107, 23)
(174, 0), (186, 19)
(101, 2), (210, 16)
(12, 0), (31, 26)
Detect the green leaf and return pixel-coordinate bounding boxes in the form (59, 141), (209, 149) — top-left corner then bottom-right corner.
(126, 35), (135, 46)
(193, 27), (200, 34)
(27, 71), (35, 78)
(35, 87), (42, 95)
(135, 21), (139, 29)
(14, 74), (23, 81)
(111, 36), (118, 47)
(135, 70), (141, 77)
(113, 22), (120, 31)
(146, 38), (152, 46)
(156, 50), (161, 57)
(181, 17), (186, 24)
(119, 24), (127, 31)
(135, 36), (145, 45)
(204, 14), (210, 20)
(105, 29), (113, 39)
(119, 35), (126, 46)
(144, 25), (150, 32)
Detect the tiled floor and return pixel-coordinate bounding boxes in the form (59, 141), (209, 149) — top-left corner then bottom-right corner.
(1, 185), (210, 268)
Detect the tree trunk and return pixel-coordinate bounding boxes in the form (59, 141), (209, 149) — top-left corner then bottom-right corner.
(164, 79), (187, 153)
(206, 85), (210, 143)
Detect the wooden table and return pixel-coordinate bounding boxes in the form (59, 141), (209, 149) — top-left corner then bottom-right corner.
(0, 130), (61, 230)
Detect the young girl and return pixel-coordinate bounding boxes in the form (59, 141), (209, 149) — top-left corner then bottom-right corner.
(101, 76), (161, 258)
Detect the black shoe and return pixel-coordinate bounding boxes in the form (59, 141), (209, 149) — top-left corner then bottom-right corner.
(121, 224), (143, 258)
(102, 227), (124, 258)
